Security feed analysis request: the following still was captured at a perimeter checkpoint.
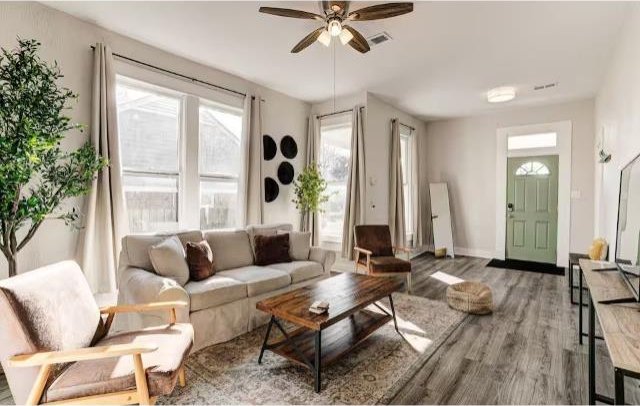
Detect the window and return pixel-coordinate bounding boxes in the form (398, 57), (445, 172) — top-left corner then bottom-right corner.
(117, 79), (182, 233)
(507, 132), (557, 150)
(400, 125), (414, 242)
(199, 102), (243, 229)
(116, 75), (245, 234)
(319, 113), (352, 248)
(515, 161), (550, 176)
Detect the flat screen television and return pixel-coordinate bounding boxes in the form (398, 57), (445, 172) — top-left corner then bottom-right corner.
(615, 152), (640, 301)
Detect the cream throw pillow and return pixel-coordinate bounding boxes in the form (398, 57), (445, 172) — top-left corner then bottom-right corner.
(149, 236), (190, 286)
(278, 230), (311, 261)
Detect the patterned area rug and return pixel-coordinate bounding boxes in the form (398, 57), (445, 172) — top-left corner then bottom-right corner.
(160, 294), (467, 405)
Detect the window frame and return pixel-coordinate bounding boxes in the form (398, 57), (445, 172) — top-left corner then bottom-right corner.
(399, 124), (414, 244)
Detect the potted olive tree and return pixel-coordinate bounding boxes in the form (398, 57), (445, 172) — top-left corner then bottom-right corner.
(292, 162), (329, 232)
(0, 39), (107, 277)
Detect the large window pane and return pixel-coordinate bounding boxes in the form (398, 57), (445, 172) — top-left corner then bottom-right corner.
(199, 103), (242, 177)
(319, 117), (352, 245)
(123, 174), (179, 233)
(117, 81), (181, 173)
(400, 129), (413, 242)
(200, 179), (238, 229)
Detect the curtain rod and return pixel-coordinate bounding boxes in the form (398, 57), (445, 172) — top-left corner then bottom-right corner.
(392, 118), (416, 132)
(316, 106), (363, 119)
(90, 45), (255, 99)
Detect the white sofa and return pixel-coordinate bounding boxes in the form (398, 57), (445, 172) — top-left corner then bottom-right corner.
(116, 223), (335, 352)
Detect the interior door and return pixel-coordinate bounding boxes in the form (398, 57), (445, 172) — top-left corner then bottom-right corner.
(506, 155), (558, 264)
(429, 182), (455, 258)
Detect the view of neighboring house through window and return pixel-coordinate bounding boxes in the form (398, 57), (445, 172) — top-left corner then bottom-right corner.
(199, 101), (243, 229)
(116, 75), (245, 234)
(116, 78), (182, 233)
(318, 112), (353, 250)
(400, 124), (414, 244)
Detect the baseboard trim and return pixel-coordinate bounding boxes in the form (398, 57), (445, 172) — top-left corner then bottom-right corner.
(422, 245), (493, 259)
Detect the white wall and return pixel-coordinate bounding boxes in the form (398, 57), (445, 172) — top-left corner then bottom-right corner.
(594, 4), (640, 256)
(422, 99), (596, 258)
(0, 2), (310, 278)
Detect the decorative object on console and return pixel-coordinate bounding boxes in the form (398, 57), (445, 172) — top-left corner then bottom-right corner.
(186, 240), (215, 281)
(588, 238), (608, 261)
(264, 177), (279, 202)
(446, 281), (494, 315)
(292, 163), (330, 232)
(149, 236), (190, 286)
(0, 38), (107, 277)
(254, 233), (292, 266)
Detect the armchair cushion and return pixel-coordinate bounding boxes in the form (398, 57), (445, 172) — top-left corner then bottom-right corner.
(366, 256), (411, 274)
(354, 225), (394, 257)
(43, 323), (194, 403)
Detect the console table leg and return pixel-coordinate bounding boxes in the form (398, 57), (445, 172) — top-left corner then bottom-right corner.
(258, 316), (274, 364)
(614, 368), (625, 405)
(388, 294), (399, 333)
(588, 296), (596, 405)
(314, 330), (322, 393)
(579, 272), (584, 345)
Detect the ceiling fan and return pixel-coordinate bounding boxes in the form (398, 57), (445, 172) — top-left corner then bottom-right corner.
(259, 1), (413, 54)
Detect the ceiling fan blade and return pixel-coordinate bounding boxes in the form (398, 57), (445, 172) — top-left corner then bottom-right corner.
(259, 7), (324, 21)
(291, 27), (326, 53)
(343, 26), (370, 53)
(347, 2), (413, 21)
(322, 1), (349, 16)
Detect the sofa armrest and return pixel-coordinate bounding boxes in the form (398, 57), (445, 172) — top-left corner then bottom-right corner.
(309, 246), (336, 274)
(118, 267), (190, 328)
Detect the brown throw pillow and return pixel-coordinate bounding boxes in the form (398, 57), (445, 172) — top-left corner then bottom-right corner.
(254, 233), (291, 266)
(186, 240), (215, 281)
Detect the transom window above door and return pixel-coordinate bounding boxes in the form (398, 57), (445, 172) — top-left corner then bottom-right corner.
(515, 161), (551, 176)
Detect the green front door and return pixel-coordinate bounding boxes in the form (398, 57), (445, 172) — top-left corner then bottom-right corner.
(506, 155), (559, 264)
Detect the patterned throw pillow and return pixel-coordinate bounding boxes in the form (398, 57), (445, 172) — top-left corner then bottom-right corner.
(186, 240), (215, 281)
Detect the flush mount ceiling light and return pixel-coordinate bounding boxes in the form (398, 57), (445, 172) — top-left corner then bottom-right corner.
(487, 86), (516, 103)
(259, 1), (413, 53)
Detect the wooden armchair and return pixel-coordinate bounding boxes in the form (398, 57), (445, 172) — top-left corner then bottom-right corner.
(353, 225), (413, 293)
(0, 261), (193, 405)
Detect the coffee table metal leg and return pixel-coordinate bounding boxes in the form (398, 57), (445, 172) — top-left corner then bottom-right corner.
(258, 316), (274, 364)
(388, 294), (399, 333)
(315, 330), (322, 393)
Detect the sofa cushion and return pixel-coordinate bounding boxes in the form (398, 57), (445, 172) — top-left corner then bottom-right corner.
(43, 323), (194, 403)
(121, 231), (203, 271)
(254, 233), (291, 266)
(269, 261), (324, 284)
(277, 230), (311, 261)
(184, 275), (247, 311)
(246, 223), (293, 256)
(149, 236), (190, 286)
(218, 266), (291, 296)
(205, 230), (254, 271)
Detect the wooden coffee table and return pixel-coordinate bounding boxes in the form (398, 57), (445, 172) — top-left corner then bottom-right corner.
(256, 272), (403, 392)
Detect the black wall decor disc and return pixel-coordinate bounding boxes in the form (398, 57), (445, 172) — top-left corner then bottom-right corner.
(264, 177), (279, 203)
(263, 135), (277, 161)
(277, 162), (295, 185)
(280, 135), (298, 159)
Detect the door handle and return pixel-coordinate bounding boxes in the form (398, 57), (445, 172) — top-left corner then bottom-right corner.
(507, 203), (514, 212)
(431, 215), (439, 220)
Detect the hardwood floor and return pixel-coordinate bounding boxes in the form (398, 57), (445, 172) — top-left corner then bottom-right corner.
(1, 253), (637, 404)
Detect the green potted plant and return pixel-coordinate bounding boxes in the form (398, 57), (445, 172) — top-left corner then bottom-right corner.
(292, 162), (329, 232)
(0, 39), (107, 277)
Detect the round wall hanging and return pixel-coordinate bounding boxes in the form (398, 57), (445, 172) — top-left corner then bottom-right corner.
(263, 135), (277, 161)
(280, 135), (298, 159)
(277, 162), (295, 185)
(264, 177), (279, 203)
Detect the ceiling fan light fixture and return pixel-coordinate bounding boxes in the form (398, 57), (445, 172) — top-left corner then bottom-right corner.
(317, 29), (332, 47)
(328, 19), (342, 36)
(339, 28), (354, 45)
(487, 86), (516, 103)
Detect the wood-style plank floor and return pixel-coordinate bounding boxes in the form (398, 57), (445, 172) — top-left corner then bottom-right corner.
(1, 254), (638, 404)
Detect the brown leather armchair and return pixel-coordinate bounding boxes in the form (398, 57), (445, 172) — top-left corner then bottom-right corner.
(0, 261), (193, 405)
(353, 225), (412, 293)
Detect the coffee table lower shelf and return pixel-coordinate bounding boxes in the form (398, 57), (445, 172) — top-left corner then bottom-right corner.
(258, 308), (394, 392)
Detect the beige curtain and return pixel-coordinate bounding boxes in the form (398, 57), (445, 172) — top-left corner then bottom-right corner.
(244, 96), (263, 225)
(77, 43), (129, 293)
(304, 115), (321, 243)
(412, 130), (424, 246)
(341, 107), (366, 259)
(389, 119), (406, 248)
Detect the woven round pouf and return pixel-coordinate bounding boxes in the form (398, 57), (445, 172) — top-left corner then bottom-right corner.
(446, 281), (493, 315)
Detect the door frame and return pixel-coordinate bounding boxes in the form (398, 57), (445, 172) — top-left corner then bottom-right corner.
(495, 121), (572, 267)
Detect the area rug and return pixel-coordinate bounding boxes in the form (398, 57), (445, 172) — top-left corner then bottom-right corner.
(159, 294), (467, 405)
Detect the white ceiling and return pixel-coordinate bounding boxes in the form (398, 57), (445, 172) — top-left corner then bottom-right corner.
(46, 1), (628, 120)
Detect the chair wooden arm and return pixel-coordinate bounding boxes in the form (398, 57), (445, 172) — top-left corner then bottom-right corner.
(354, 246), (373, 256)
(8, 343), (158, 367)
(100, 301), (188, 326)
